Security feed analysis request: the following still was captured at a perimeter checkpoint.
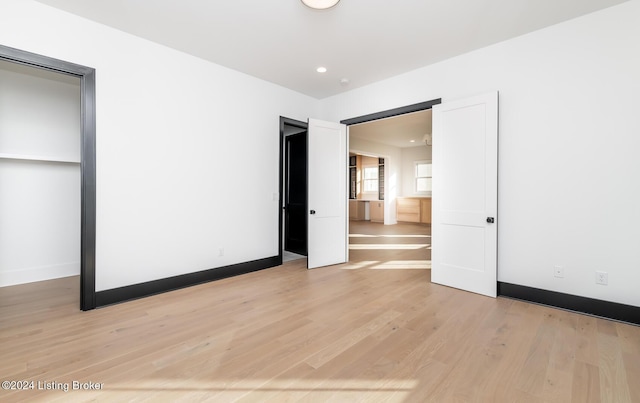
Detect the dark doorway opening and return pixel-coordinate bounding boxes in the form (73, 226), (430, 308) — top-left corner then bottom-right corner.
(284, 132), (307, 256)
(278, 117), (308, 264)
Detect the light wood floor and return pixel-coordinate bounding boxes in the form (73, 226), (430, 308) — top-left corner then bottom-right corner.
(1, 223), (638, 402)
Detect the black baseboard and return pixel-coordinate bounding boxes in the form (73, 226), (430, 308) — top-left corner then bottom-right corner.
(498, 282), (640, 326)
(95, 256), (281, 308)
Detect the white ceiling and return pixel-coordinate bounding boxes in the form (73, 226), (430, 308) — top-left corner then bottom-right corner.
(35, 0), (627, 99)
(349, 109), (432, 149)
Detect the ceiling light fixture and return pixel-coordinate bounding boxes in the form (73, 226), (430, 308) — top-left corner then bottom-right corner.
(316, 66), (327, 73)
(301, 0), (340, 10)
(423, 134), (433, 146)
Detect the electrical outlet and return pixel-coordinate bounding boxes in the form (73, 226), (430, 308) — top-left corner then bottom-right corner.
(219, 248), (224, 257)
(596, 271), (608, 285)
(554, 265), (564, 278)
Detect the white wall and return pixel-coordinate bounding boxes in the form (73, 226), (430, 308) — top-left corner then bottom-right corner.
(349, 136), (401, 224)
(400, 146), (431, 197)
(0, 60), (81, 286)
(322, 1), (640, 307)
(0, 0), (318, 291)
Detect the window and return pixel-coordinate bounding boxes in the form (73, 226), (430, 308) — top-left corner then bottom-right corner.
(363, 166), (378, 193)
(415, 161), (432, 193)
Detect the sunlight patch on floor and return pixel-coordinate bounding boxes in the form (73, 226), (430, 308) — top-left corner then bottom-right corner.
(349, 244), (429, 250)
(343, 260), (430, 270)
(370, 260), (431, 269)
(342, 261), (381, 269)
(349, 234), (430, 238)
(100, 378), (419, 399)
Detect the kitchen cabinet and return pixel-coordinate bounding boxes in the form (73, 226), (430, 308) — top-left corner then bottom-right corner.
(370, 201), (384, 223)
(349, 200), (366, 220)
(396, 197), (431, 224)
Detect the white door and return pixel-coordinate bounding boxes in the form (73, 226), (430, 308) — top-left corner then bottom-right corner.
(307, 118), (348, 269)
(431, 91), (498, 297)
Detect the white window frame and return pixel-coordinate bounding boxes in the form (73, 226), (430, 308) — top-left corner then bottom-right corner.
(415, 160), (432, 194)
(362, 164), (379, 195)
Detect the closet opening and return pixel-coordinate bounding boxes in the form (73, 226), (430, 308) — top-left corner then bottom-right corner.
(0, 45), (96, 311)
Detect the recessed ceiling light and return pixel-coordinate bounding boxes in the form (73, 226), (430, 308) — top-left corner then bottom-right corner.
(301, 0), (340, 10)
(410, 140), (416, 143)
(316, 66), (327, 73)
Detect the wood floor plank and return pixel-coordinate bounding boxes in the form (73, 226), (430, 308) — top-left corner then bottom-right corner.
(597, 318), (633, 403)
(621, 352), (640, 403)
(572, 361), (601, 403)
(575, 315), (601, 366)
(540, 309), (579, 402)
(512, 308), (558, 397)
(617, 322), (640, 355)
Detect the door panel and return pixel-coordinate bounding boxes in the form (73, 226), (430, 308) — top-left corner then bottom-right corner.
(441, 225), (486, 272)
(284, 132), (307, 255)
(432, 91), (498, 297)
(307, 118), (347, 269)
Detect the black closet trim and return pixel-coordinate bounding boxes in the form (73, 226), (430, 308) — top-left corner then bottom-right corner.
(95, 256), (280, 307)
(498, 282), (640, 326)
(0, 44), (97, 311)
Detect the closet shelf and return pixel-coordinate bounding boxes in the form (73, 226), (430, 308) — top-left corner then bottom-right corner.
(0, 153), (80, 164)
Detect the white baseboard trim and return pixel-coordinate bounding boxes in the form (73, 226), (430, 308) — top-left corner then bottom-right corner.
(0, 262), (80, 287)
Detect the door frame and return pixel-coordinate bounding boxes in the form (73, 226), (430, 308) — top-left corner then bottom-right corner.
(0, 45), (97, 311)
(341, 98), (441, 228)
(278, 116), (308, 265)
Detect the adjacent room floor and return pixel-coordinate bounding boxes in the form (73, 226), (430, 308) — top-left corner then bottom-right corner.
(348, 220), (431, 270)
